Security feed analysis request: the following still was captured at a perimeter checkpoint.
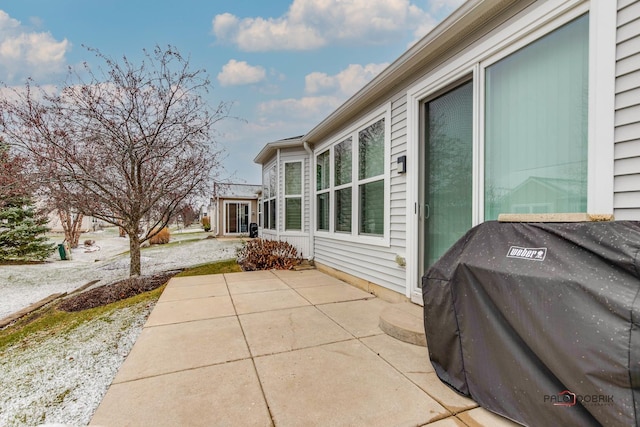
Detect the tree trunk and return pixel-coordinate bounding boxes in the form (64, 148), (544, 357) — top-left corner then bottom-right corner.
(58, 209), (84, 248)
(129, 232), (141, 277)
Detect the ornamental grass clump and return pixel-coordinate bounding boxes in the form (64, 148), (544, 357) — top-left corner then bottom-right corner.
(236, 238), (300, 271)
(149, 227), (170, 245)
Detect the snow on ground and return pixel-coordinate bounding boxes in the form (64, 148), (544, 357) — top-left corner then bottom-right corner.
(0, 300), (152, 427)
(0, 227), (246, 426)
(0, 227), (243, 319)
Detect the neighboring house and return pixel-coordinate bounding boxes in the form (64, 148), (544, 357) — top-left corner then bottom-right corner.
(255, 0), (640, 304)
(209, 183), (261, 237)
(46, 212), (104, 234)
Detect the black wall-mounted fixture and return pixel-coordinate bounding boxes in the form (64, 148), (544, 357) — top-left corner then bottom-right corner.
(397, 155), (407, 174)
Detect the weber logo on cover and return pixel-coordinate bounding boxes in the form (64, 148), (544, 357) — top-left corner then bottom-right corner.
(507, 246), (547, 261)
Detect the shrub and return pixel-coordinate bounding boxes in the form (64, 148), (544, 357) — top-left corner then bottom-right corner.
(236, 238), (300, 271)
(202, 216), (211, 232)
(149, 227), (170, 245)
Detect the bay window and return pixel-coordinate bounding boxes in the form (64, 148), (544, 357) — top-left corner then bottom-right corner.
(316, 150), (330, 231)
(315, 113), (387, 240)
(285, 161), (302, 231)
(358, 119), (385, 235)
(263, 165), (277, 230)
(334, 138), (352, 233)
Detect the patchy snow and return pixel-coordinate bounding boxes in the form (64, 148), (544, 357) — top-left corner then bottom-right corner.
(0, 228), (245, 426)
(0, 301), (152, 427)
(0, 227), (243, 319)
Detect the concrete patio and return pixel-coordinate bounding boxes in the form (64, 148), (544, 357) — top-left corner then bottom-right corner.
(90, 269), (519, 427)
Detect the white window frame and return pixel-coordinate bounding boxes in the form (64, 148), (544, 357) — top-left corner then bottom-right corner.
(283, 159), (305, 232)
(313, 105), (391, 246)
(405, 0), (616, 302)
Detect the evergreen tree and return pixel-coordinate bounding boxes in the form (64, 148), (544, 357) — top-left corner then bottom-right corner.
(0, 196), (55, 262)
(0, 144), (55, 262)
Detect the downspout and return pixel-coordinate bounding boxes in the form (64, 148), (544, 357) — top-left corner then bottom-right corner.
(303, 141), (314, 259)
(276, 148), (281, 241)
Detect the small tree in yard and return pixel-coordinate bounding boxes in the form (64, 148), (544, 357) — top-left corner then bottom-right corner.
(0, 144), (54, 262)
(0, 142), (26, 206)
(0, 195), (55, 262)
(40, 179), (86, 248)
(0, 45), (229, 276)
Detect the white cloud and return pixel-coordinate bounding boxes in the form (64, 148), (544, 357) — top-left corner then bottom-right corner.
(256, 61), (387, 134)
(217, 59), (266, 87)
(305, 63), (389, 96)
(258, 96), (342, 121)
(0, 10), (70, 83)
(212, 0), (455, 52)
(408, 0), (466, 45)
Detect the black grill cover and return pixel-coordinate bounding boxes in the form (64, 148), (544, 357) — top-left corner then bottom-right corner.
(422, 221), (640, 426)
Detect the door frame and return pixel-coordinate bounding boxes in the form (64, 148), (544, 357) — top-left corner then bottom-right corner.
(406, 65), (480, 305)
(417, 76), (475, 302)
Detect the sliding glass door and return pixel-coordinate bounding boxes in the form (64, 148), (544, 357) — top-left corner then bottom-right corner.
(226, 202), (249, 234)
(421, 81), (473, 276)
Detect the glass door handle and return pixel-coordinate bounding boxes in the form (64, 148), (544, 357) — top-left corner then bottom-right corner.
(425, 204), (430, 220)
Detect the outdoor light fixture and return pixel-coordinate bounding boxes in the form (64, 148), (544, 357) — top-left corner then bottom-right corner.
(397, 155), (407, 174)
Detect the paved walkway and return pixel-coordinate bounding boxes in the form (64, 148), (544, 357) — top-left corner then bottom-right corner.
(90, 269), (518, 427)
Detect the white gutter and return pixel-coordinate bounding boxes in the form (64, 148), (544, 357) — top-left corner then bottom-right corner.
(303, 141), (314, 259)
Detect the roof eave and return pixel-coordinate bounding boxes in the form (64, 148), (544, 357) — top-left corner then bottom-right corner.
(253, 137), (304, 165)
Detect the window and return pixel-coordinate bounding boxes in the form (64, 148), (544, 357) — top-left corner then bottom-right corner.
(316, 150), (330, 231)
(334, 138), (352, 232)
(484, 15), (588, 220)
(263, 166), (277, 230)
(285, 161), (302, 231)
(314, 113), (387, 240)
(358, 119), (385, 235)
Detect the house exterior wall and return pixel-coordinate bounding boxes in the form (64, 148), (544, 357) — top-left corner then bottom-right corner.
(614, 0), (640, 219)
(257, 0), (639, 299)
(311, 0), (629, 300)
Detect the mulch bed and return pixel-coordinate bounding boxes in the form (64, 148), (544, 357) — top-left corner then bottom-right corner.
(59, 271), (180, 312)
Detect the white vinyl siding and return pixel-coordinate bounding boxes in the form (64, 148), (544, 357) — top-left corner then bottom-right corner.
(614, 0), (640, 219)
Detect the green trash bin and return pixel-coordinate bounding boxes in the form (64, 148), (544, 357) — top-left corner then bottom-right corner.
(58, 243), (67, 260)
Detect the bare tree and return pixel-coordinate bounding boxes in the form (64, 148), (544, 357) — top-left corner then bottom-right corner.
(0, 140), (30, 208)
(0, 45), (228, 276)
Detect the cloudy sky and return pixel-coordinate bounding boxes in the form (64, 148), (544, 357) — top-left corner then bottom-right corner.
(1, 0), (464, 184)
